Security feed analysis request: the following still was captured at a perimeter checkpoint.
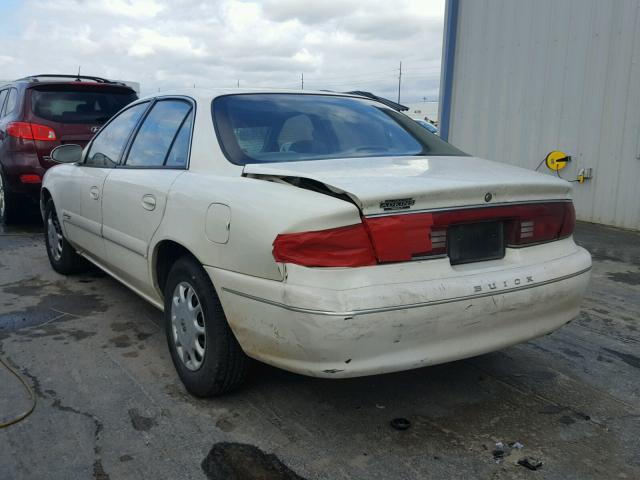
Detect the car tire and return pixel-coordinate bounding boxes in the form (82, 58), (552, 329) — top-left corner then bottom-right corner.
(0, 168), (20, 225)
(164, 256), (250, 397)
(44, 199), (88, 274)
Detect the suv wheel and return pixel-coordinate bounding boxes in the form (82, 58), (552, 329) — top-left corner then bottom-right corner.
(44, 199), (87, 274)
(164, 256), (250, 397)
(0, 169), (19, 225)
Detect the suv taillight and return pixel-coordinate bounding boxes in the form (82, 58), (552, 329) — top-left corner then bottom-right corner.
(7, 122), (57, 141)
(272, 202), (575, 267)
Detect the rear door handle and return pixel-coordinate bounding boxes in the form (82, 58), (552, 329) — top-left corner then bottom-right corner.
(142, 194), (156, 211)
(89, 186), (100, 200)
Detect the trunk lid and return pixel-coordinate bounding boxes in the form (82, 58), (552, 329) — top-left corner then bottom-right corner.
(243, 155), (572, 216)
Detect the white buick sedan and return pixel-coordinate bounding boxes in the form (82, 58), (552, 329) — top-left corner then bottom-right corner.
(42, 89), (591, 396)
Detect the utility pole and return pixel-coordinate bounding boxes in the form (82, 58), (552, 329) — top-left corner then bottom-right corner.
(237, 79), (240, 88)
(397, 61), (402, 104)
(301, 73), (304, 90)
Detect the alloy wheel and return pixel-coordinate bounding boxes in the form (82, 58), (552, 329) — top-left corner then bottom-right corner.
(171, 281), (206, 371)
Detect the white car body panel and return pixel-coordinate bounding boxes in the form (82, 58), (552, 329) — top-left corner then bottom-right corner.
(244, 155), (572, 216)
(102, 168), (184, 298)
(41, 88), (591, 379)
(210, 238), (590, 377)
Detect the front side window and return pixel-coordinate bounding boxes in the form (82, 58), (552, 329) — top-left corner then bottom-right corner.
(212, 94), (466, 165)
(125, 100), (192, 167)
(85, 102), (148, 167)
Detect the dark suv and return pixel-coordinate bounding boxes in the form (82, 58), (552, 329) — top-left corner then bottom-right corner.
(0, 74), (138, 224)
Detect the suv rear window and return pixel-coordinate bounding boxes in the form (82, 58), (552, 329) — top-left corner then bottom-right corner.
(30, 85), (137, 125)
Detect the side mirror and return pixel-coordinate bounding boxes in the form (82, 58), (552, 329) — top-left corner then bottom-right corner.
(50, 144), (83, 164)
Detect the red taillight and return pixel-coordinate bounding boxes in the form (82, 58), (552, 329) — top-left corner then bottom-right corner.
(273, 224), (376, 267)
(272, 202), (575, 267)
(7, 122), (33, 139)
(558, 202), (576, 238)
(503, 202), (575, 245)
(30, 123), (57, 141)
(7, 122), (57, 141)
(364, 213), (434, 262)
(19, 174), (42, 184)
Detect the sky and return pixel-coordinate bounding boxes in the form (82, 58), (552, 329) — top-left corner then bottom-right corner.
(0, 0), (445, 103)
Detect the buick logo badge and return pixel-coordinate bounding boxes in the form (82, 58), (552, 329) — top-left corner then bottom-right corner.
(484, 192), (493, 203)
(90, 126), (100, 133)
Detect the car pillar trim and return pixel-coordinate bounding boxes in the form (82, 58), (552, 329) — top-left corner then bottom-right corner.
(221, 266), (592, 317)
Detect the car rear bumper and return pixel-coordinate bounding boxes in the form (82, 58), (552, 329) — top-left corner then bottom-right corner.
(2, 151), (45, 197)
(206, 238), (591, 378)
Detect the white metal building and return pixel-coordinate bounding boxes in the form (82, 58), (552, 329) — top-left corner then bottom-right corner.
(439, 0), (640, 230)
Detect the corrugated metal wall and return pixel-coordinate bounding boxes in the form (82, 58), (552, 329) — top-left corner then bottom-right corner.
(448, 0), (640, 230)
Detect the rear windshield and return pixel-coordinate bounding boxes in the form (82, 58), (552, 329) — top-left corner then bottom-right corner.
(30, 86), (138, 125)
(212, 94), (466, 165)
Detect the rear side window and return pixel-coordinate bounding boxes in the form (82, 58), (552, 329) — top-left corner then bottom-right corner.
(0, 90), (8, 117)
(165, 110), (194, 167)
(85, 102), (148, 167)
(30, 86), (137, 125)
(125, 100), (192, 168)
(4, 88), (18, 116)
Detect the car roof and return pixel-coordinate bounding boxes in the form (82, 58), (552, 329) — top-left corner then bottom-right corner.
(137, 87), (373, 104)
(7, 74), (135, 91)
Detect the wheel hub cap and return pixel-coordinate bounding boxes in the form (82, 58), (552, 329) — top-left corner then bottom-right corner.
(171, 281), (206, 371)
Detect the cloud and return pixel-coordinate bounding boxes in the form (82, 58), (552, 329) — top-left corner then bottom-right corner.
(2, 0), (444, 102)
(262, 0), (361, 25)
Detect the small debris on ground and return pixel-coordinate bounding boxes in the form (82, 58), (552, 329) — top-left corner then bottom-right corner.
(492, 441), (524, 463)
(390, 418), (411, 431)
(492, 443), (506, 462)
(518, 457), (543, 471)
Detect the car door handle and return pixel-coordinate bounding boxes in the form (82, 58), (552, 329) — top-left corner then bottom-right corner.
(142, 194), (156, 211)
(89, 186), (100, 200)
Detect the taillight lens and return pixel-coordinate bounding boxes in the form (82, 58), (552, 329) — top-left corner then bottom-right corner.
(504, 202), (575, 245)
(7, 122), (57, 141)
(273, 224), (376, 267)
(7, 122), (33, 139)
(273, 202), (575, 267)
(364, 213), (434, 262)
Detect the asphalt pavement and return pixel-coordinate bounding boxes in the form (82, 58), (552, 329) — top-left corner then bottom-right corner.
(1, 219), (639, 479)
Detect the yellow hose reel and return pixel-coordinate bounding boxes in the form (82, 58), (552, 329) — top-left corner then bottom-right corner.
(545, 150), (571, 171)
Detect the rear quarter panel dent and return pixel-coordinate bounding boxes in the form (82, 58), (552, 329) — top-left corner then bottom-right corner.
(151, 172), (362, 283)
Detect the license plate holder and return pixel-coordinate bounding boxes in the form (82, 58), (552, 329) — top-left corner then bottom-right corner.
(448, 221), (505, 265)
